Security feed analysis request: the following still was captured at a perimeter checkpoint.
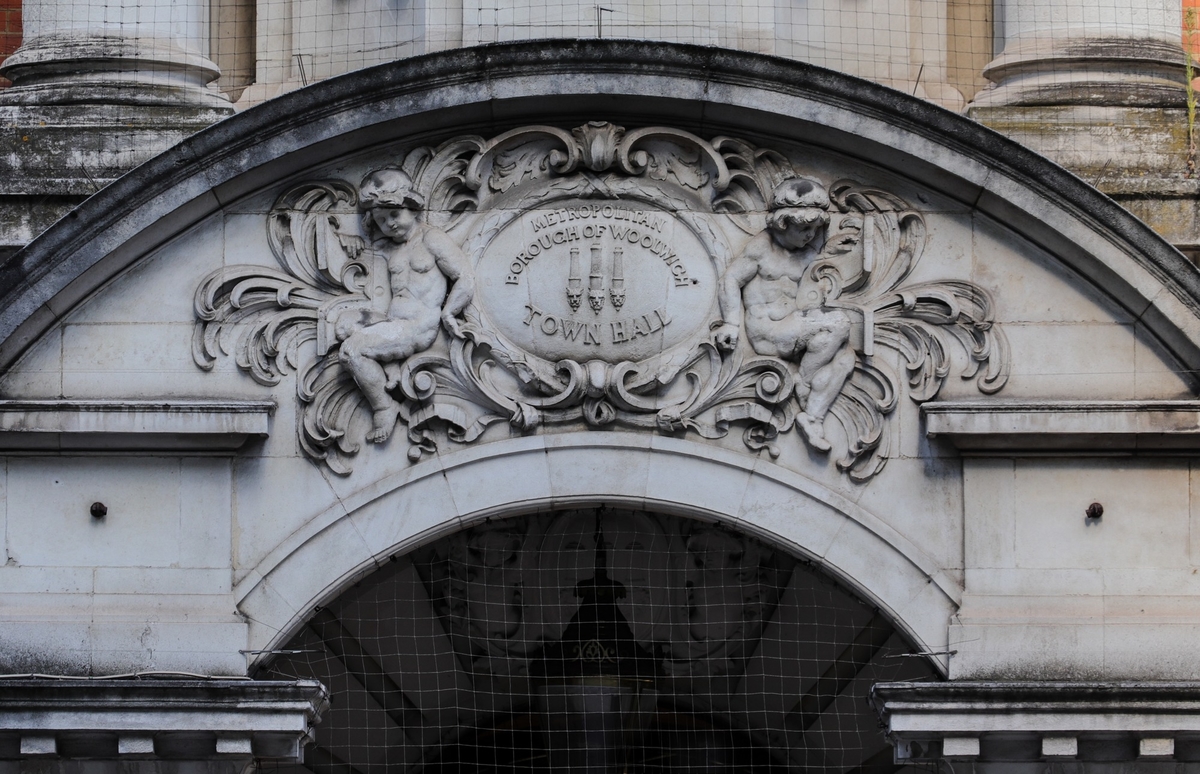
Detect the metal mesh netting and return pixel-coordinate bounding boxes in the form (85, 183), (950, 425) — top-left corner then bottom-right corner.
(0, 0), (1188, 111)
(1, 0), (1195, 257)
(257, 508), (938, 774)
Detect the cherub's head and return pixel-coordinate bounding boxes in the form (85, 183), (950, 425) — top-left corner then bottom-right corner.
(359, 168), (425, 241)
(766, 178), (830, 251)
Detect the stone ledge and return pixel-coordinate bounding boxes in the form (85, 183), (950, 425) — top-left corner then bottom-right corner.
(0, 399), (274, 451)
(0, 678), (327, 761)
(872, 682), (1200, 763)
(923, 400), (1200, 451)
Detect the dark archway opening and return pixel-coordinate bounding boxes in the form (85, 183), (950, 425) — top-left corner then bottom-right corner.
(257, 508), (938, 774)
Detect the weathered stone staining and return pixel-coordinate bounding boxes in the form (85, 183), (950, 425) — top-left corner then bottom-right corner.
(194, 121), (1010, 479)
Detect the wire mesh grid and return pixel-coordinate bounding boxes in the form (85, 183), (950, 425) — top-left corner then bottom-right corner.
(0, 0), (1191, 112)
(257, 508), (938, 774)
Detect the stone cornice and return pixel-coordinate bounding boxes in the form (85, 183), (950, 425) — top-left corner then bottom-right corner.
(924, 400), (1200, 451)
(0, 678), (327, 760)
(872, 682), (1200, 762)
(0, 399), (274, 451)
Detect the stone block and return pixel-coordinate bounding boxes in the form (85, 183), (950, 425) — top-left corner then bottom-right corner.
(6, 456), (182, 567)
(1012, 459), (1189, 570)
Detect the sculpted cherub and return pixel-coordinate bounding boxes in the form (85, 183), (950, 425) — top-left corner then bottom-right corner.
(712, 178), (856, 452)
(335, 168), (475, 443)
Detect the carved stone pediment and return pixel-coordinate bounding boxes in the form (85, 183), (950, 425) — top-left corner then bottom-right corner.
(194, 121), (1009, 480)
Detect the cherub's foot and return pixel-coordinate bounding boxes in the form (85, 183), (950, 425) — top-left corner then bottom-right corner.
(367, 403), (402, 443)
(795, 412), (831, 452)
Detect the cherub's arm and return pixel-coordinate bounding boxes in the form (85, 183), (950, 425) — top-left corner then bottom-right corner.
(712, 247), (760, 351)
(428, 228), (476, 336)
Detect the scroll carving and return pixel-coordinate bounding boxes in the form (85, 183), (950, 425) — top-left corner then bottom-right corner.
(194, 121), (1009, 480)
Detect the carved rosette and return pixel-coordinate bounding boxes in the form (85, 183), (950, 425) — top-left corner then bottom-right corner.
(193, 121), (1009, 480)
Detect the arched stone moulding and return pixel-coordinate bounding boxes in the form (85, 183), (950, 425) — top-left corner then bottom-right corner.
(1, 40), (1199, 379)
(0, 40), (1198, 683)
(235, 434), (958, 676)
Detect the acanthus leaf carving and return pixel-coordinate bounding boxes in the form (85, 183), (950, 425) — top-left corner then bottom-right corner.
(193, 121), (1011, 481)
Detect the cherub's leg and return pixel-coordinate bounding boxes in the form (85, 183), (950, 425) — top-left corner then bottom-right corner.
(339, 330), (403, 443)
(794, 313), (854, 452)
(795, 314), (851, 399)
(805, 344), (856, 420)
(383, 362), (403, 391)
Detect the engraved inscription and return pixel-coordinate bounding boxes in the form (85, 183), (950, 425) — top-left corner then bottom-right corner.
(477, 200), (716, 363)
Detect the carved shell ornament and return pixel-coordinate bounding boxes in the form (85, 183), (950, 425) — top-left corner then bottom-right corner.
(193, 121), (1009, 480)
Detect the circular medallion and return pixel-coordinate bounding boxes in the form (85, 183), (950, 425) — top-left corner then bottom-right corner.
(474, 200), (719, 363)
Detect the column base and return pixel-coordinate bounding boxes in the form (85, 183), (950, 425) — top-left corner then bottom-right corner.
(0, 34), (233, 111)
(973, 37), (1187, 108)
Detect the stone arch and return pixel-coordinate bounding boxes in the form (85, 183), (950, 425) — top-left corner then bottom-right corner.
(236, 435), (957, 675)
(1, 41), (1199, 377)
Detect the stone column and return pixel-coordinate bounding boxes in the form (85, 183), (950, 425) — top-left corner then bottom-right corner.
(0, 0), (233, 257)
(0, 0), (230, 108)
(974, 0), (1186, 107)
(969, 0), (1196, 259)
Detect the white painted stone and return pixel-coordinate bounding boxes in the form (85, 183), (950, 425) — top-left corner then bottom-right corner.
(645, 436), (755, 520)
(62, 322), (235, 398)
(231, 455), (346, 581)
(92, 568), (232, 595)
(949, 620), (1108, 680)
(118, 735), (155, 754)
(1000, 322), (1137, 398)
(964, 568), (1104, 597)
(20, 735), (56, 755)
(0, 400), (272, 451)
(87, 620), (247, 675)
(0, 326), (62, 398)
(1043, 736), (1078, 757)
(970, 215), (1134, 325)
(69, 215), (225, 327)
(215, 737), (252, 754)
(6, 457), (182, 567)
(852, 456), (963, 574)
(179, 458), (234, 569)
(545, 436), (654, 508)
(942, 737), (980, 758)
(1134, 322), (1193, 398)
(1140, 737), (1175, 757)
(963, 458), (1015, 570)
(440, 443), (553, 519)
(0, 566), (93, 594)
(1011, 459), (1189, 570)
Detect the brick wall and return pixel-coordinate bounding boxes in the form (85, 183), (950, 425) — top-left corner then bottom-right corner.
(0, 0), (20, 87)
